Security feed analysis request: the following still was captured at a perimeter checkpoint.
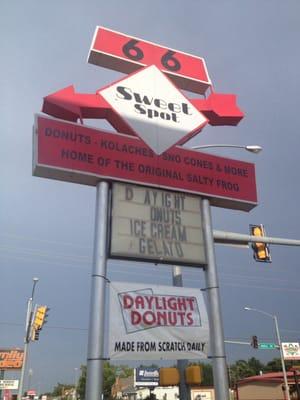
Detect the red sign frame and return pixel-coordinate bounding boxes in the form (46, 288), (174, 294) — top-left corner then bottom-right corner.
(33, 115), (257, 211)
(88, 26), (211, 95)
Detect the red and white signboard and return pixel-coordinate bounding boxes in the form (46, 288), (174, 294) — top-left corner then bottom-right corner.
(282, 342), (300, 360)
(33, 114), (257, 211)
(88, 26), (211, 94)
(109, 282), (209, 360)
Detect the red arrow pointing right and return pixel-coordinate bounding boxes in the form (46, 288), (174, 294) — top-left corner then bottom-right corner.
(190, 93), (244, 126)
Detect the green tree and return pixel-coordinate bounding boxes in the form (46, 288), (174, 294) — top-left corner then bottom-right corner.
(76, 363), (133, 400)
(247, 357), (264, 375)
(52, 383), (74, 398)
(77, 365), (87, 400)
(201, 363), (213, 386)
(189, 362), (213, 386)
(264, 357), (293, 372)
(229, 359), (256, 383)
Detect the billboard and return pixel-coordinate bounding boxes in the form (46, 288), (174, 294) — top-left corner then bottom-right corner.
(109, 282), (209, 360)
(0, 349), (24, 369)
(282, 342), (300, 360)
(134, 367), (159, 387)
(33, 115), (257, 211)
(110, 183), (206, 266)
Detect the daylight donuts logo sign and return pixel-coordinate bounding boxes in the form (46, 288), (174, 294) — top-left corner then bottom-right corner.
(118, 289), (201, 333)
(109, 282), (209, 360)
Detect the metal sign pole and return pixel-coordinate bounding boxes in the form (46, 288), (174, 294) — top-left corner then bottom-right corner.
(86, 181), (110, 400)
(201, 199), (229, 400)
(274, 316), (290, 400)
(172, 266), (190, 400)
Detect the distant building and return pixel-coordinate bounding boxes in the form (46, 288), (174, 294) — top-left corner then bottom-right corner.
(111, 375), (178, 400)
(236, 370), (300, 400)
(111, 376), (217, 400)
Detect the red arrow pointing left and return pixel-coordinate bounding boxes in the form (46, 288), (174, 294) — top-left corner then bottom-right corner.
(42, 86), (135, 135)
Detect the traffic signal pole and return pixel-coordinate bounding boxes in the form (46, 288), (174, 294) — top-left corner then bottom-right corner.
(213, 230), (300, 247)
(202, 200), (230, 400)
(18, 278), (39, 400)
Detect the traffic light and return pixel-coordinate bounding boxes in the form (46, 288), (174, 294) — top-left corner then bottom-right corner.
(250, 224), (271, 262)
(185, 366), (202, 385)
(34, 328), (40, 341)
(251, 335), (258, 349)
(33, 305), (49, 330)
(159, 368), (180, 386)
(159, 366), (203, 386)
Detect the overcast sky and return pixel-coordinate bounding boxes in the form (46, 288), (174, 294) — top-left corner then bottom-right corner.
(1, 0), (300, 394)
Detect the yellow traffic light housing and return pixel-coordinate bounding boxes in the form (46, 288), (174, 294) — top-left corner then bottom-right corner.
(159, 368), (180, 386)
(33, 305), (49, 330)
(250, 224), (271, 262)
(185, 366), (202, 385)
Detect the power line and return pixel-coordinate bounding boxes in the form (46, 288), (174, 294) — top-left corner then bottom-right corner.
(0, 321), (88, 331)
(0, 232), (92, 250)
(2, 252), (300, 294)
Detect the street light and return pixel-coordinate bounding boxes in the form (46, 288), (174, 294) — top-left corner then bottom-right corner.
(244, 307), (290, 400)
(18, 278), (39, 400)
(191, 144), (263, 154)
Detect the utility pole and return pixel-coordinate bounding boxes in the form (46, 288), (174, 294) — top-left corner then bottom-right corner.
(18, 278), (39, 400)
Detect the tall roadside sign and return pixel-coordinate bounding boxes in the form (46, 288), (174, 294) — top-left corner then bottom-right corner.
(34, 26), (257, 400)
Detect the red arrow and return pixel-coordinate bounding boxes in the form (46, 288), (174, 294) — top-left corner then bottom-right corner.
(190, 93), (244, 126)
(42, 86), (108, 121)
(42, 86), (244, 128)
(42, 86), (135, 135)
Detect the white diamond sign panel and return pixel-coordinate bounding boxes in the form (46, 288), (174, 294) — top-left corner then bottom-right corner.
(99, 65), (207, 154)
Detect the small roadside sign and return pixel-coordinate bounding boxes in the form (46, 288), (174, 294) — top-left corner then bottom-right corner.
(0, 380), (19, 390)
(258, 343), (277, 350)
(282, 342), (300, 360)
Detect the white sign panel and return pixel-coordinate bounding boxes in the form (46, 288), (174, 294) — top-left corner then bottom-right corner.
(110, 183), (206, 266)
(109, 281), (209, 360)
(0, 380), (19, 390)
(282, 342), (300, 360)
(191, 390), (213, 400)
(99, 65), (207, 154)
